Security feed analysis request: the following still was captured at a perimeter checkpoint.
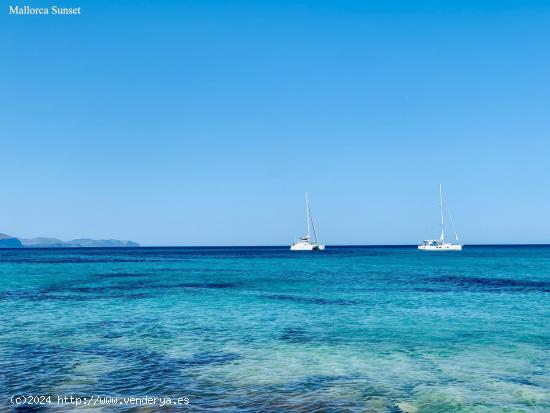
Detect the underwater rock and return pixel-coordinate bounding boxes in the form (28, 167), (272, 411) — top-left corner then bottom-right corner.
(395, 401), (418, 413)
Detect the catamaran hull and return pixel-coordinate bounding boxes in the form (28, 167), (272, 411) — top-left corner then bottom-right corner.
(290, 244), (325, 251)
(418, 244), (462, 251)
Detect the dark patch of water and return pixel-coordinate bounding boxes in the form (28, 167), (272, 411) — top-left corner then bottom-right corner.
(430, 275), (550, 292)
(185, 352), (241, 366)
(13, 406), (47, 412)
(267, 294), (359, 306)
(171, 282), (237, 289)
(0, 279), (238, 303)
(93, 272), (150, 278)
(3, 258), (150, 264)
(2, 343), (75, 395)
(279, 327), (313, 344)
(93, 348), (240, 395)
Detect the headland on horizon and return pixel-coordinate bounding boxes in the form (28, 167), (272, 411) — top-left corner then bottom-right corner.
(0, 233), (139, 248)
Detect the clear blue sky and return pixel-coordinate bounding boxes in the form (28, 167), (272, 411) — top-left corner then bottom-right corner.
(2, 0), (550, 245)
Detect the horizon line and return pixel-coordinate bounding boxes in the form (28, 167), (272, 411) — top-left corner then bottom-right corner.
(2, 243), (550, 250)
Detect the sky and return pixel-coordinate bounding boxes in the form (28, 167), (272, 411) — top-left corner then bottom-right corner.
(2, 0), (550, 245)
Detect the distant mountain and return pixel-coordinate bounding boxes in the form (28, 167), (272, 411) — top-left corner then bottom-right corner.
(0, 233), (24, 248)
(19, 237), (65, 247)
(45, 238), (139, 248)
(51, 239), (140, 248)
(0, 234), (139, 248)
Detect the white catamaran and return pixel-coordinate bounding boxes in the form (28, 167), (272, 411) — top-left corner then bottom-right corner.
(290, 193), (325, 251)
(418, 184), (463, 251)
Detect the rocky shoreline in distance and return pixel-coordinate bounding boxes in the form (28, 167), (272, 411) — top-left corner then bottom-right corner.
(0, 233), (139, 248)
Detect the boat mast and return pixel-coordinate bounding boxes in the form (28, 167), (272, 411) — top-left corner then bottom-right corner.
(306, 192), (311, 240)
(439, 184), (445, 243)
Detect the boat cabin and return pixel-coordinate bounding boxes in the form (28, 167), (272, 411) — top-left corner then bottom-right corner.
(420, 240), (443, 247)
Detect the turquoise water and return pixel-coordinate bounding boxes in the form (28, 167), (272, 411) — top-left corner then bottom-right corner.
(0, 246), (549, 412)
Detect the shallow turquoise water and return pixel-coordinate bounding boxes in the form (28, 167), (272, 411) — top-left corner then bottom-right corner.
(0, 246), (549, 412)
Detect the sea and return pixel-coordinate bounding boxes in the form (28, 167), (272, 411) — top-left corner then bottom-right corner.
(0, 246), (548, 412)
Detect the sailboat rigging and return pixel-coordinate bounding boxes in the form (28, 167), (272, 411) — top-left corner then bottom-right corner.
(290, 193), (325, 251)
(418, 184), (463, 251)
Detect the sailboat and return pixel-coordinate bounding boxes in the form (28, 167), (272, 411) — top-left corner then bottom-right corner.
(418, 184), (463, 251)
(290, 193), (325, 251)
